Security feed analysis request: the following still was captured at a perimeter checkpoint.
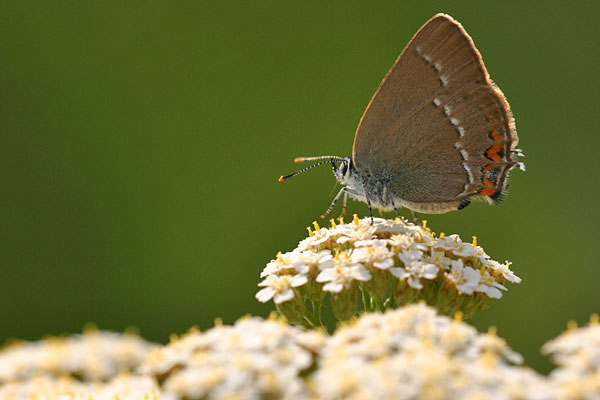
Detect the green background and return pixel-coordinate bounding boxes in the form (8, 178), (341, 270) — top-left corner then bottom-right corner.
(2, 1), (598, 373)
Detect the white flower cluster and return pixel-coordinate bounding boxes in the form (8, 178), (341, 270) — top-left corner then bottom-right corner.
(256, 216), (520, 321)
(0, 328), (156, 383)
(542, 315), (600, 399)
(0, 374), (162, 400)
(140, 315), (325, 400)
(2, 307), (600, 399)
(313, 303), (551, 400)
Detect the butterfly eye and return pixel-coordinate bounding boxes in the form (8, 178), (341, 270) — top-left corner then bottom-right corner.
(339, 161), (348, 175)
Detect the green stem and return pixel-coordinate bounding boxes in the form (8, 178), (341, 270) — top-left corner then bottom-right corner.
(360, 285), (368, 311)
(311, 299), (323, 327)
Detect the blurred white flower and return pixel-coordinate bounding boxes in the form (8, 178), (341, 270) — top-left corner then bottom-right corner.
(542, 315), (600, 399)
(142, 316), (325, 400)
(0, 329), (156, 383)
(0, 374), (163, 400)
(6, 307), (600, 399)
(312, 303), (549, 400)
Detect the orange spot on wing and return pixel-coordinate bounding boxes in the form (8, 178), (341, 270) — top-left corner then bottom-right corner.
(490, 128), (502, 141)
(486, 144), (503, 161)
(479, 187), (496, 197)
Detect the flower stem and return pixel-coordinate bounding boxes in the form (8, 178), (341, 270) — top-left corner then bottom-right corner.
(311, 299), (323, 327)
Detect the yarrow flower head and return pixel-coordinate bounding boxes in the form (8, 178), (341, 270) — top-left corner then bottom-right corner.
(541, 314), (600, 399)
(3, 308), (600, 399)
(0, 327), (157, 383)
(140, 314), (326, 400)
(0, 328), (161, 399)
(312, 303), (550, 400)
(0, 374), (162, 400)
(256, 216), (521, 326)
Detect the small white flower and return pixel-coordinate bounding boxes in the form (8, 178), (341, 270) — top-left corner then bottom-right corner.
(475, 269), (507, 299)
(434, 235), (488, 263)
(423, 249), (452, 270)
(487, 260), (521, 283)
(351, 245), (395, 270)
(445, 259), (480, 295)
(390, 262), (438, 289)
(256, 275), (308, 304)
(296, 227), (334, 251)
(389, 233), (428, 253)
(397, 249), (424, 264)
(473, 245), (490, 264)
(451, 242), (478, 258)
(432, 234), (460, 251)
(335, 223), (376, 245)
(316, 252), (371, 293)
(390, 249), (438, 289)
(433, 234), (476, 258)
(260, 252), (301, 277)
(294, 250), (334, 274)
(336, 229), (375, 245)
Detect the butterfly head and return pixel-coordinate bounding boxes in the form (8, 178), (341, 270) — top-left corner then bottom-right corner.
(332, 157), (353, 184)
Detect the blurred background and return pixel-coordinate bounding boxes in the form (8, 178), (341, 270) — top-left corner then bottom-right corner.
(2, 1), (598, 373)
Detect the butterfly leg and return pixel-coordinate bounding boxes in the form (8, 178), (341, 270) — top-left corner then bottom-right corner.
(339, 190), (348, 219)
(361, 183), (374, 225)
(321, 187), (347, 219)
(390, 198), (402, 219)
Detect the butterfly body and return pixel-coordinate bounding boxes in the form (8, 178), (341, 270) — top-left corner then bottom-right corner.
(333, 157), (472, 214)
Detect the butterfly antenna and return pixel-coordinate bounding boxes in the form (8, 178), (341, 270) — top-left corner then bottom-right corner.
(294, 156), (345, 163)
(278, 156), (342, 181)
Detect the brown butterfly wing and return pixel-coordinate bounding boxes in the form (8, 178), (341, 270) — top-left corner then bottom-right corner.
(352, 14), (519, 211)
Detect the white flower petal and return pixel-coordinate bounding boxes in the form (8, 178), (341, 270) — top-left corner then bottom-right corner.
(290, 275), (308, 287)
(274, 289), (295, 304)
(255, 287), (276, 303)
(323, 282), (343, 293)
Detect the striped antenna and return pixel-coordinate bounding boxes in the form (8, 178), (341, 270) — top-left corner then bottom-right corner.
(279, 156), (342, 182)
(294, 156), (344, 163)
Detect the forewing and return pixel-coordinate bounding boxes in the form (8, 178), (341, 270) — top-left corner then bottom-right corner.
(352, 14), (519, 205)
